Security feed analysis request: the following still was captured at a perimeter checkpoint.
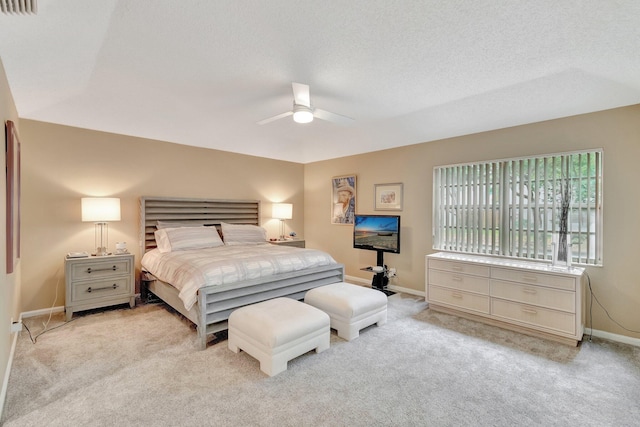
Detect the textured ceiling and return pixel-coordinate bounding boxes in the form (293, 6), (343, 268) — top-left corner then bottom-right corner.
(1, 1), (639, 163)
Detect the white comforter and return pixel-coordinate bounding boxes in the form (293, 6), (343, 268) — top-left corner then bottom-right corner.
(141, 244), (337, 311)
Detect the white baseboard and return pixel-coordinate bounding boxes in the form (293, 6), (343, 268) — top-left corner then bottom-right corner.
(20, 306), (65, 319)
(344, 275), (372, 287)
(388, 284), (425, 298)
(344, 275), (425, 297)
(584, 328), (640, 348)
(1, 314), (21, 420)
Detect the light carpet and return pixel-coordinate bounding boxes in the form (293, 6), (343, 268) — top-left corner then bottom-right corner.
(2, 294), (639, 426)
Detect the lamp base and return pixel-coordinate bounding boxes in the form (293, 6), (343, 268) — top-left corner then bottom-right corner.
(94, 247), (111, 257)
(94, 223), (110, 256)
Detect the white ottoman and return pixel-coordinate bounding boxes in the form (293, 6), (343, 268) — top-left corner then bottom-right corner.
(228, 297), (330, 377)
(305, 282), (387, 341)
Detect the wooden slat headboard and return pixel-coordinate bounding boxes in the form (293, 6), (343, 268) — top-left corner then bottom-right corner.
(140, 196), (261, 252)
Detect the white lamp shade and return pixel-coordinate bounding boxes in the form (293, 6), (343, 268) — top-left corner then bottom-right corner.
(81, 198), (121, 222)
(272, 203), (293, 220)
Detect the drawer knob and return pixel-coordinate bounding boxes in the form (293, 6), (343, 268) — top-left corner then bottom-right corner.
(523, 288), (537, 294)
(87, 284), (119, 293)
(451, 292), (463, 299)
(86, 265), (118, 274)
(521, 307), (538, 315)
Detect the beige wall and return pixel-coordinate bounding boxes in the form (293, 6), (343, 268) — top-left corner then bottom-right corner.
(19, 120), (305, 312)
(305, 105), (640, 340)
(16, 105), (640, 341)
(0, 58), (20, 414)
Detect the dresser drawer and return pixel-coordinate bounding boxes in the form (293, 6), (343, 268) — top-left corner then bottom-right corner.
(429, 269), (490, 295)
(491, 268), (575, 291)
(428, 285), (490, 314)
(429, 259), (490, 277)
(71, 277), (132, 302)
(490, 280), (575, 312)
(491, 298), (575, 335)
(69, 258), (132, 281)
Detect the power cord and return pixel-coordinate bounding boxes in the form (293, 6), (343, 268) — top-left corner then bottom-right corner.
(585, 271), (640, 341)
(23, 268), (76, 344)
(23, 318), (76, 344)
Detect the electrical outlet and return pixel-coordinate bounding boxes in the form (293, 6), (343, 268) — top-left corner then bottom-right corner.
(11, 321), (22, 333)
(388, 268), (397, 278)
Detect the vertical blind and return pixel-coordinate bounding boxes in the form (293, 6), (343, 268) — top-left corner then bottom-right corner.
(433, 150), (603, 265)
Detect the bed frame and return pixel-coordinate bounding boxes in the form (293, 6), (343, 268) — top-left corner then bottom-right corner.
(140, 196), (345, 349)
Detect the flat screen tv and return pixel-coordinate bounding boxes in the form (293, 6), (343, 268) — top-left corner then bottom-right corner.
(353, 214), (401, 254)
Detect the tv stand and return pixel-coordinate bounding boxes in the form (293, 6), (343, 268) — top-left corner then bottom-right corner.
(361, 250), (395, 296)
(371, 271), (394, 296)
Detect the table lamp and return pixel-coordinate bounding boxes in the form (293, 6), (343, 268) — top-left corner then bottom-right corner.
(272, 203), (293, 241)
(81, 197), (121, 256)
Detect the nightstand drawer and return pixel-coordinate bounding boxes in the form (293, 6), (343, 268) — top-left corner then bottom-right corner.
(69, 258), (132, 281)
(72, 277), (131, 302)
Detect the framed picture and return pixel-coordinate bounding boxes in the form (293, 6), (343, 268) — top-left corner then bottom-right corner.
(5, 120), (21, 274)
(331, 175), (356, 224)
(374, 183), (403, 211)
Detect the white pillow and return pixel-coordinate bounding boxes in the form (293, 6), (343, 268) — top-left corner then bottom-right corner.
(154, 226), (224, 253)
(156, 220), (202, 229)
(220, 222), (267, 246)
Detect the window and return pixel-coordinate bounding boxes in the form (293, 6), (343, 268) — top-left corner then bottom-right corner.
(433, 150), (603, 266)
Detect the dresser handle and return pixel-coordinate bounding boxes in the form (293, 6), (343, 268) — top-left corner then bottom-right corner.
(86, 266), (118, 274)
(522, 275), (538, 282)
(451, 265), (463, 272)
(523, 288), (537, 294)
(521, 307), (537, 315)
(452, 275), (463, 282)
(87, 284), (119, 293)
(451, 292), (463, 299)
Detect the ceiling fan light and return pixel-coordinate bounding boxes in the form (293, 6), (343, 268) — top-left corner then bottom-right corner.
(293, 105), (314, 124)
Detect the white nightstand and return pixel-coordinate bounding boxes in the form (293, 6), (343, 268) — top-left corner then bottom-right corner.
(269, 239), (305, 248)
(64, 253), (135, 321)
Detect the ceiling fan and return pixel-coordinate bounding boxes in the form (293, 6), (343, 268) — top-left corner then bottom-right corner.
(258, 82), (354, 125)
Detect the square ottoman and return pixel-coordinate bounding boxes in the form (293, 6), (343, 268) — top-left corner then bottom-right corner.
(304, 282), (387, 341)
(228, 297), (330, 376)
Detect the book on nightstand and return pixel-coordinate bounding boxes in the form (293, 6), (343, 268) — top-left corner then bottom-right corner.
(66, 251), (89, 258)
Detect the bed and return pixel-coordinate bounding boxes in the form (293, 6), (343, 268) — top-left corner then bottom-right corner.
(139, 196), (345, 349)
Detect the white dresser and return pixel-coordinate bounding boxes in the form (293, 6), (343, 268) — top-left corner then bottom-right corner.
(426, 252), (586, 346)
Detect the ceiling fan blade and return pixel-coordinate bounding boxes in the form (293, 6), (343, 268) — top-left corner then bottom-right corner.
(257, 111), (293, 125)
(292, 82), (311, 107)
(314, 108), (354, 125)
